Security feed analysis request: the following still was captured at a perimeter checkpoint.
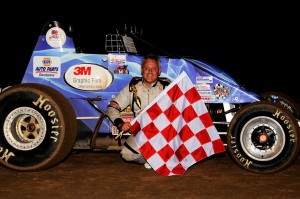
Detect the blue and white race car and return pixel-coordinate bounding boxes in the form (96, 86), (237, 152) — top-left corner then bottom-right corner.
(1, 19), (299, 173)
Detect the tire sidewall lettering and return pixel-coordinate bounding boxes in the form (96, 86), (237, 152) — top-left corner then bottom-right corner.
(0, 84), (77, 171)
(229, 135), (253, 168)
(0, 90), (62, 165)
(32, 94), (60, 142)
(227, 102), (299, 173)
(272, 109), (295, 142)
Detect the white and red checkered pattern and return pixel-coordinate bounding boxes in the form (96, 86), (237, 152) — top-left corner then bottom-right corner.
(130, 72), (225, 176)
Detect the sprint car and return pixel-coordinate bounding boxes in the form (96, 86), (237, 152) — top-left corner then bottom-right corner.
(0, 19), (299, 173)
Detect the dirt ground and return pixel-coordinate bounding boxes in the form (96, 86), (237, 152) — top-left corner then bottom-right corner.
(0, 150), (300, 199)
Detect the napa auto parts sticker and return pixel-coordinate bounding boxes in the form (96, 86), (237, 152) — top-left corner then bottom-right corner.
(33, 56), (61, 78)
(64, 63), (113, 91)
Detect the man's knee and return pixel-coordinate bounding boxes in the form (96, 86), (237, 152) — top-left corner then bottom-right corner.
(120, 146), (145, 164)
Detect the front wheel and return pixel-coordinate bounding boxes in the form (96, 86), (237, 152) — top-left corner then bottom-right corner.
(227, 101), (300, 173)
(0, 83), (77, 171)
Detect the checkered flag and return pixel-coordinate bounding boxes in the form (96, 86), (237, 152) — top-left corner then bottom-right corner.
(130, 72), (225, 176)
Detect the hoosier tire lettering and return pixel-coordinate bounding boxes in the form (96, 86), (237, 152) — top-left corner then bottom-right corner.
(226, 101), (300, 174)
(229, 136), (252, 168)
(272, 110), (296, 142)
(32, 95), (60, 142)
(0, 83), (77, 171)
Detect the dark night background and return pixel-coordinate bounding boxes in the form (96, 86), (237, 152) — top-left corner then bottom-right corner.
(1, 3), (299, 100)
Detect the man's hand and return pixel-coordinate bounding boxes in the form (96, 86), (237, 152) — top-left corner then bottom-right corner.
(120, 122), (131, 132)
(115, 122), (132, 139)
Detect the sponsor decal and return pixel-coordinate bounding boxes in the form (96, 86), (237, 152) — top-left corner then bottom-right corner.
(114, 65), (129, 74)
(195, 83), (211, 90)
(111, 115), (134, 135)
(46, 27), (66, 48)
(33, 56), (61, 78)
(109, 54), (126, 63)
(200, 95), (214, 101)
(120, 115), (134, 123)
(214, 84), (230, 99)
(64, 63), (113, 91)
(198, 90), (213, 96)
(196, 76), (213, 84)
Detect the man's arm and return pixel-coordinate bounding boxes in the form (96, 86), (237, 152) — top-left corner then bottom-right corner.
(106, 84), (132, 130)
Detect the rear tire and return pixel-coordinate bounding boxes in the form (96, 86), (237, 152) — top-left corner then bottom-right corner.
(0, 83), (77, 171)
(227, 101), (300, 173)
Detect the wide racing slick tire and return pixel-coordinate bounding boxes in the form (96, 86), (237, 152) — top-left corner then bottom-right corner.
(0, 83), (77, 171)
(226, 101), (300, 174)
